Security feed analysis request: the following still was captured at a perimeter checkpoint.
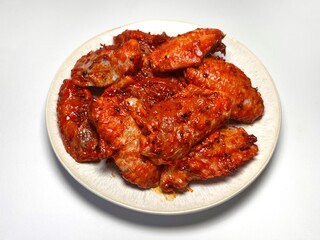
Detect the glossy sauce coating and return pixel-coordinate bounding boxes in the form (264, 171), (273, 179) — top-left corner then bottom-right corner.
(140, 84), (232, 163)
(184, 58), (264, 123)
(149, 28), (225, 72)
(57, 79), (111, 162)
(71, 39), (142, 87)
(160, 126), (258, 193)
(90, 95), (161, 188)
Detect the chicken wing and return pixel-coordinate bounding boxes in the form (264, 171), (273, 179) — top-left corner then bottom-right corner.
(90, 96), (128, 151)
(184, 58), (264, 123)
(114, 29), (174, 78)
(113, 29), (171, 54)
(90, 95), (161, 188)
(148, 28), (225, 72)
(140, 84), (232, 163)
(71, 39), (142, 87)
(112, 116), (161, 189)
(57, 79), (111, 162)
(160, 126), (258, 193)
(103, 75), (185, 108)
(102, 75), (186, 127)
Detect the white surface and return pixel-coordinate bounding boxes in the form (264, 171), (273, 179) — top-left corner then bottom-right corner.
(1, 0), (319, 239)
(46, 20), (281, 214)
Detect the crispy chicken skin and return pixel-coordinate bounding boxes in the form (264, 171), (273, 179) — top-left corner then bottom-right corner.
(148, 28), (225, 72)
(90, 95), (161, 188)
(160, 126), (258, 193)
(140, 84), (232, 163)
(57, 79), (111, 162)
(184, 58), (264, 123)
(71, 39), (142, 87)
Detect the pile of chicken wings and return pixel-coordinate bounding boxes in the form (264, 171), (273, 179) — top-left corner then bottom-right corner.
(57, 28), (264, 193)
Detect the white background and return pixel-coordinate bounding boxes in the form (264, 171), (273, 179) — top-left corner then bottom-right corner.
(1, 0), (320, 239)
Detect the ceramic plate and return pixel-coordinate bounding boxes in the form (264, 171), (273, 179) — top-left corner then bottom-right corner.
(46, 20), (281, 214)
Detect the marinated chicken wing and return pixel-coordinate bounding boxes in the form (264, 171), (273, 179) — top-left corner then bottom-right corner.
(159, 162), (191, 193)
(113, 29), (171, 54)
(90, 96), (128, 151)
(103, 75), (185, 109)
(123, 76), (186, 108)
(184, 58), (264, 123)
(114, 30), (174, 78)
(71, 39), (142, 87)
(140, 84), (232, 163)
(112, 116), (161, 189)
(90, 95), (160, 188)
(148, 28), (225, 72)
(102, 75), (185, 127)
(57, 79), (111, 162)
(160, 126), (258, 193)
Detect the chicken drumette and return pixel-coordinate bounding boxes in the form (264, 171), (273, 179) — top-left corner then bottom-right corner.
(90, 96), (161, 188)
(160, 126), (259, 193)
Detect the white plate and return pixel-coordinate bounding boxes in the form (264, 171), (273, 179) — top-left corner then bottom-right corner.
(46, 20), (281, 215)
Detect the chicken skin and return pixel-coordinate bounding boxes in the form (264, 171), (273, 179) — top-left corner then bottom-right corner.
(112, 115), (161, 189)
(102, 75), (185, 108)
(148, 28), (225, 72)
(113, 29), (171, 54)
(140, 84), (232, 163)
(71, 39), (142, 87)
(90, 95), (161, 188)
(57, 79), (110, 162)
(184, 58), (264, 123)
(90, 96), (128, 151)
(160, 126), (258, 193)
(101, 75), (186, 127)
